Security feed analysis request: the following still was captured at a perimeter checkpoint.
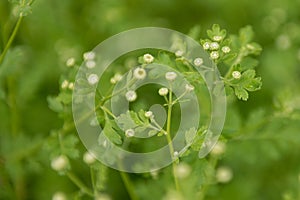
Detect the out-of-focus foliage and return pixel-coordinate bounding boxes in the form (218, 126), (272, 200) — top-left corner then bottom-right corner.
(1, 0), (300, 200)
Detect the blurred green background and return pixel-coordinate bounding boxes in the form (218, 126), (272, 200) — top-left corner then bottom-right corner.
(1, 0), (300, 199)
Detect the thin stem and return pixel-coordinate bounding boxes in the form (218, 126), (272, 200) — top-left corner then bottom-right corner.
(0, 16), (23, 66)
(101, 106), (117, 119)
(66, 172), (94, 197)
(90, 167), (97, 196)
(120, 171), (139, 200)
(165, 85), (180, 191)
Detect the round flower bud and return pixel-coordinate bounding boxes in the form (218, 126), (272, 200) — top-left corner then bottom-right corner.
(51, 155), (69, 172)
(222, 46), (231, 53)
(211, 141), (226, 156)
(173, 151), (179, 157)
(216, 166), (233, 183)
(158, 87), (168, 96)
(193, 58), (203, 66)
(145, 111), (153, 118)
(125, 129), (135, 137)
(203, 42), (210, 50)
(210, 51), (219, 59)
(83, 151), (97, 165)
(210, 42), (220, 50)
(143, 53), (154, 64)
(68, 82), (74, 90)
(83, 51), (95, 60)
(88, 74), (99, 85)
(232, 71), (241, 79)
(175, 50), (184, 57)
(133, 67), (147, 80)
(86, 60), (96, 69)
(165, 72), (177, 81)
(66, 57), (75, 67)
(61, 80), (69, 89)
(125, 90), (137, 102)
(174, 163), (191, 179)
(52, 192), (67, 200)
(110, 73), (123, 84)
(185, 84), (194, 92)
(213, 35), (223, 42)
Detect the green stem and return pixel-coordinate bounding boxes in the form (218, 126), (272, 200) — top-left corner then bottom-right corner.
(67, 172), (94, 197)
(0, 16), (23, 66)
(90, 167), (97, 196)
(165, 86), (180, 191)
(120, 171), (139, 200)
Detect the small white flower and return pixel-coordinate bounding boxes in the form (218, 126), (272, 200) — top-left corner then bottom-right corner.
(86, 60), (96, 68)
(211, 141), (226, 156)
(213, 35), (223, 41)
(185, 84), (194, 92)
(203, 42), (210, 50)
(125, 90), (137, 102)
(143, 53), (154, 64)
(52, 192), (67, 200)
(158, 87), (168, 96)
(165, 72), (177, 81)
(83, 51), (95, 60)
(83, 151), (97, 165)
(66, 57), (75, 67)
(174, 163), (191, 179)
(88, 74), (99, 85)
(51, 155), (69, 171)
(175, 50), (184, 57)
(133, 67), (147, 80)
(210, 51), (219, 59)
(210, 42), (220, 50)
(216, 166), (233, 183)
(125, 129), (135, 137)
(222, 46), (231, 53)
(173, 151), (179, 157)
(145, 111), (153, 118)
(61, 80), (69, 89)
(68, 82), (74, 90)
(193, 58), (203, 66)
(232, 71), (241, 79)
(110, 73), (123, 84)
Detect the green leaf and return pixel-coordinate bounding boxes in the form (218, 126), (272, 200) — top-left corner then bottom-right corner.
(103, 119), (122, 145)
(207, 24), (227, 41)
(234, 87), (249, 101)
(240, 57), (259, 70)
(239, 26), (254, 44)
(47, 96), (63, 112)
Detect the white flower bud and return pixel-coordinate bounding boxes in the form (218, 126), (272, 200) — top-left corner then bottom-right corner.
(125, 90), (137, 102)
(175, 50), (184, 57)
(125, 129), (135, 137)
(86, 60), (96, 69)
(213, 35), (223, 41)
(165, 72), (177, 81)
(210, 42), (220, 50)
(232, 71), (241, 79)
(143, 53), (154, 64)
(222, 46), (231, 53)
(88, 74), (99, 85)
(68, 82), (74, 90)
(66, 57), (75, 67)
(61, 80), (69, 89)
(51, 155), (69, 171)
(145, 111), (153, 118)
(83, 51), (95, 60)
(216, 166), (233, 183)
(110, 73), (123, 84)
(211, 141), (226, 156)
(158, 87), (168, 96)
(174, 163), (191, 179)
(173, 151), (179, 157)
(193, 57), (203, 66)
(52, 192), (67, 200)
(185, 84), (194, 92)
(133, 67), (147, 80)
(203, 42), (210, 50)
(83, 151), (97, 165)
(210, 51), (219, 59)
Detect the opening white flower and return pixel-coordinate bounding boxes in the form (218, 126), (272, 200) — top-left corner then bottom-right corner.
(145, 111), (153, 118)
(125, 90), (137, 102)
(203, 42), (210, 50)
(232, 71), (241, 79)
(210, 42), (220, 50)
(83, 51), (96, 60)
(185, 84), (194, 92)
(88, 74), (99, 85)
(222, 46), (231, 53)
(86, 60), (96, 68)
(158, 87), (168, 96)
(165, 71), (177, 81)
(216, 166), (233, 183)
(66, 57), (75, 67)
(210, 51), (219, 59)
(133, 67), (147, 79)
(125, 129), (135, 137)
(83, 151), (96, 165)
(143, 53), (154, 64)
(193, 58), (203, 66)
(213, 35), (223, 41)
(51, 155), (69, 171)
